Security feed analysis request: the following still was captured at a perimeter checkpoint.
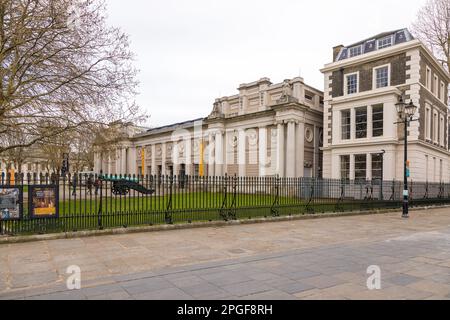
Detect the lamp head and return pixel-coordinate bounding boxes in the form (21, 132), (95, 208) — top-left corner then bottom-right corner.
(395, 97), (406, 119)
(405, 101), (417, 118)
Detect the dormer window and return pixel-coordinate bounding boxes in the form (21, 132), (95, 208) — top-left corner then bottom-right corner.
(377, 36), (393, 49)
(349, 45), (362, 58)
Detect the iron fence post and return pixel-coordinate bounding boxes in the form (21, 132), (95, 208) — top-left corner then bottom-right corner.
(97, 173), (103, 230)
(165, 175), (173, 224)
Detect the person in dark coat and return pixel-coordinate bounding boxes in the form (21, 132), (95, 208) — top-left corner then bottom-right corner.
(87, 175), (93, 195)
(94, 177), (101, 195)
(72, 173), (78, 196)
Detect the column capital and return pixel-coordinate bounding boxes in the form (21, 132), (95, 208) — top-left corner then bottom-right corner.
(214, 129), (225, 136)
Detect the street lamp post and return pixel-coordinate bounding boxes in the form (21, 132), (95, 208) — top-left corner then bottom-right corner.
(395, 97), (418, 219)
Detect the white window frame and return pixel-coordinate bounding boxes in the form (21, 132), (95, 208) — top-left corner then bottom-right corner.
(440, 114), (445, 147)
(426, 66), (432, 91)
(372, 64), (391, 89)
(433, 110), (439, 144)
(434, 75), (439, 96)
(354, 154), (368, 182)
(355, 106), (368, 139)
(348, 45), (363, 58)
(371, 104), (384, 137)
(377, 35), (393, 50)
(340, 155), (350, 180)
(425, 104), (431, 141)
(440, 81), (445, 102)
(344, 72), (359, 95)
(340, 109), (351, 141)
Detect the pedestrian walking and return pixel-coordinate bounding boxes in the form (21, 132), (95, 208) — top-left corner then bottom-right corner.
(87, 174), (93, 195)
(94, 177), (101, 195)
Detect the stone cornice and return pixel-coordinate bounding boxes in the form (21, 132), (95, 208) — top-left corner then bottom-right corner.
(330, 87), (402, 105)
(270, 101), (310, 113)
(322, 139), (450, 155)
(208, 109), (276, 125)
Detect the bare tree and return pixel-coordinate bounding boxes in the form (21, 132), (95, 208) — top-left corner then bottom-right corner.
(0, 0), (145, 154)
(412, 0), (450, 71)
(39, 131), (71, 174)
(1, 129), (29, 172)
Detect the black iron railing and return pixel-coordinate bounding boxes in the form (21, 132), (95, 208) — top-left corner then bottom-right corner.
(1, 171), (450, 236)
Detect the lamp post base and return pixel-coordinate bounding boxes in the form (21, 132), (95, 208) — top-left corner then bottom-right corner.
(402, 197), (409, 219)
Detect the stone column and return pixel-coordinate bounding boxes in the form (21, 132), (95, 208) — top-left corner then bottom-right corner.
(121, 148), (127, 174)
(238, 129), (246, 176)
(208, 134), (215, 176)
(225, 131), (233, 171)
(276, 122), (285, 177)
(296, 122), (305, 177)
(185, 139), (192, 175)
(173, 142), (180, 177)
(215, 131), (224, 176)
(286, 120), (296, 178)
(94, 152), (101, 173)
(161, 143), (166, 176)
(128, 147), (137, 175)
(258, 126), (268, 176)
(107, 153), (111, 175)
(115, 149), (121, 174)
(313, 125), (318, 177)
(151, 145), (156, 175)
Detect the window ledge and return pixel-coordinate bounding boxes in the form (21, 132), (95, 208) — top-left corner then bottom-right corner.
(333, 87), (402, 105)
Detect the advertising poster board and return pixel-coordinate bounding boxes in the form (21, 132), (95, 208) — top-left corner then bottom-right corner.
(29, 185), (59, 219)
(0, 186), (23, 221)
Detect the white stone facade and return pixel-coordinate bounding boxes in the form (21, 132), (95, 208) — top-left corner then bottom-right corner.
(95, 77), (324, 178)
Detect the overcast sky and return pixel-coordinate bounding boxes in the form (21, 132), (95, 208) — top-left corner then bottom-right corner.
(105, 0), (426, 128)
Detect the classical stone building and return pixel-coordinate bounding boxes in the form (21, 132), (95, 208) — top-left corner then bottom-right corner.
(321, 29), (450, 182)
(94, 77), (324, 177)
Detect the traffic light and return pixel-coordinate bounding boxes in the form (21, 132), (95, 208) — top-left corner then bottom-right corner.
(406, 160), (410, 178)
(61, 153), (69, 175)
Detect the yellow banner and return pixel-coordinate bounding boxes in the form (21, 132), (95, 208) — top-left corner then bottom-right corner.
(35, 207), (56, 216)
(9, 169), (15, 186)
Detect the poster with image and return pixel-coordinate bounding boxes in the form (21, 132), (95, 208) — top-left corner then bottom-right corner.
(30, 186), (59, 218)
(0, 187), (23, 220)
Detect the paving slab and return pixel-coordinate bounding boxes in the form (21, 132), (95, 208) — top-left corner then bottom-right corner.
(1, 208), (450, 300)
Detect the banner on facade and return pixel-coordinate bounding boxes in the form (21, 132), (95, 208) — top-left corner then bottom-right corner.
(29, 185), (59, 219)
(0, 186), (23, 221)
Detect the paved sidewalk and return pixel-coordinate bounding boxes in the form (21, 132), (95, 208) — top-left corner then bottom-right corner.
(1, 208), (450, 300)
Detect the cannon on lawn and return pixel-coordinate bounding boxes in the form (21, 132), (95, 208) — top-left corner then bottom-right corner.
(99, 175), (155, 195)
